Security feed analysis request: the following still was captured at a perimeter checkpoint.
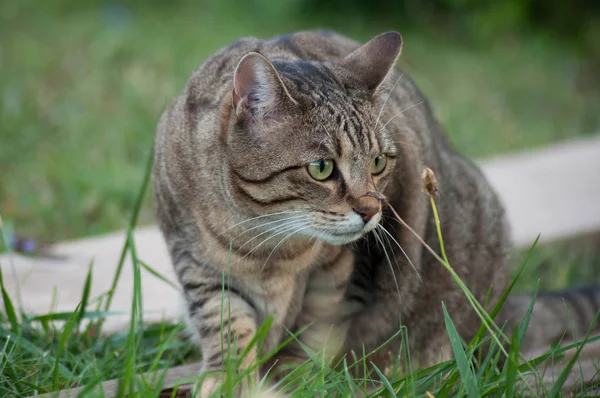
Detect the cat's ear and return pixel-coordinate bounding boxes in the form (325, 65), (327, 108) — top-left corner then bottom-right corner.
(339, 31), (402, 92)
(232, 52), (297, 119)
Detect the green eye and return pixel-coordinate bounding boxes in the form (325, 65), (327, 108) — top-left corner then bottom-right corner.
(308, 159), (334, 180)
(371, 154), (387, 175)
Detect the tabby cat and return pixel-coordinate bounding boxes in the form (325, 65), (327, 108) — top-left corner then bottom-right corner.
(152, 30), (599, 395)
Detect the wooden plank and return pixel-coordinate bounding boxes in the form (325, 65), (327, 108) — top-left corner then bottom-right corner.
(29, 338), (600, 397)
(30, 362), (201, 398)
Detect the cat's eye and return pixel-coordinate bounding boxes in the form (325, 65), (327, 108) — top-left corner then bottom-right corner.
(308, 159), (334, 181)
(371, 154), (387, 175)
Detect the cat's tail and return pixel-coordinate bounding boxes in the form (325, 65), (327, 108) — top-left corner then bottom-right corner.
(497, 284), (600, 352)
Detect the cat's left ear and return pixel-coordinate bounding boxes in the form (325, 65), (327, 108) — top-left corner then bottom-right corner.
(339, 31), (402, 93)
(232, 52), (297, 120)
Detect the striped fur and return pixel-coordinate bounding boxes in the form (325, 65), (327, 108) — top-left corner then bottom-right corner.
(499, 284), (600, 352)
(152, 30), (599, 393)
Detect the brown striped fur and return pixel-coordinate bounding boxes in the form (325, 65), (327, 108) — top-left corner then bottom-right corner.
(152, 30), (600, 394)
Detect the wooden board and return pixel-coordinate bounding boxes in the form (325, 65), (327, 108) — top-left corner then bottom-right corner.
(30, 362), (201, 398)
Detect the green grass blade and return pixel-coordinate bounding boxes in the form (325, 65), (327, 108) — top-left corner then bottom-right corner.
(0, 218), (26, 321)
(504, 326), (521, 398)
(104, 149), (153, 395)
(121, 227), (144, 396)
(139, 259), (181, 293)
(442, 302), (478, 398)
(76, 261), (94, 326)
(75, 375), (106, 397)
(548, 309), (600, 397)
(341, 358), (356, 393)
(346, 326), (405, 371)
(470, 235), (540, 345)
(400, 325), (415, 397)
(0, 328), (76, 380)
(52, 304), (81, 388)
(371, 364), (396, 396)
(518, 334), (600, 372)
(437, 368), (460, 397)
(392, 361), (453, 394)
(518, 282), (539, 345)
(476, 336), (498, 380)
(0, 266), (19, 332)
(147, 324), (183, 376)
(28, 310), (124, 322)
(102, 148), (153, 316)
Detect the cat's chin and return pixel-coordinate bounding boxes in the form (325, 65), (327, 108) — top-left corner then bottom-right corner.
(317, 232), (365, 246)
(299, 213), (381, 245)
(302, 223), (380, 246)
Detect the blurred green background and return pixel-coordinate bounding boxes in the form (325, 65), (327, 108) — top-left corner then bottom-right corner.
(1, 0), (599, 245)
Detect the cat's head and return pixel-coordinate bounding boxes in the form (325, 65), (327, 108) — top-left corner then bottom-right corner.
(222, 32), (402, 245)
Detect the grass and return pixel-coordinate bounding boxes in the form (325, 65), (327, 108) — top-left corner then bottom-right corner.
(1, 0), (599, 242)
(1, 0), (600, 396)
(1, 156), (600, 397)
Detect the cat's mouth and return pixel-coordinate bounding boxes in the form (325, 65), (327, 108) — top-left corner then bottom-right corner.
(305, 211), (381, 245)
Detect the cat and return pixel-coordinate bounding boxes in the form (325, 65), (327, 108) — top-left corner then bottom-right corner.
(152, 30), (600, 396)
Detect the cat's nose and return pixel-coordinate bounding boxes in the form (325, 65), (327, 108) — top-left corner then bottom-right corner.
(353, 195), (381, 223)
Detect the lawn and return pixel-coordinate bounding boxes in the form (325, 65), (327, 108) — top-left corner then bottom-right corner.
(1, 0), (600, 396)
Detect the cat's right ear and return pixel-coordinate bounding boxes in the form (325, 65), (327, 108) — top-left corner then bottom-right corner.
(231, 52), (297, 120)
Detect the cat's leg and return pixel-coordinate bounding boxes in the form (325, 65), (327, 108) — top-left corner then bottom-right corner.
(298, 248), (355, 358)
(269, 248), (354, 376)
(341, 289), (458, 376)
(181, 269), (260, 397)
(180, 258), (300, 396)
(339, 302), (417, 382)
(342, 296), (400, 357)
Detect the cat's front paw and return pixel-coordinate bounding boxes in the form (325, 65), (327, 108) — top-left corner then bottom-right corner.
(193, 375), (223, 398)
(192, 376), (286, 398)
(194, 372), (263, 398)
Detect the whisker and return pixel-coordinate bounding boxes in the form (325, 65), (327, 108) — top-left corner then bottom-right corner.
(378, 224), (422, 282)
(261, 224), (313, 272)
(230, 214), (306, 241)
(381, 100), (426, 131)
(235, 220), (308, 263)
(378, 224), (400, 274)
(246, 221), (307, 253)
(375, 72), (404, 130)
(372, 227), (402, 302)
(219, 210), (303, 236)
(235, 216), (306, 253)
(307, 231), (324, 257)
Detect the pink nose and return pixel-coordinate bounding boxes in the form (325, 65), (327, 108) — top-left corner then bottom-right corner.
(353, 195), (381, 223)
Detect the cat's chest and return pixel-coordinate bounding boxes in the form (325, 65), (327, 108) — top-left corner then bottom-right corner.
(243, 270), (310, 321)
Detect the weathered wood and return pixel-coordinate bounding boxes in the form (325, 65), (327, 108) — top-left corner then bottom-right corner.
(30, 362), (200, 398)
